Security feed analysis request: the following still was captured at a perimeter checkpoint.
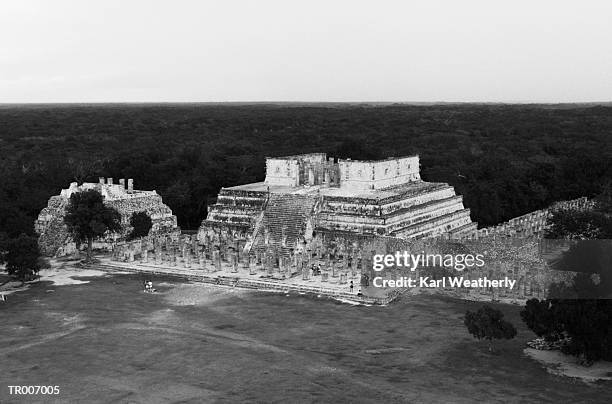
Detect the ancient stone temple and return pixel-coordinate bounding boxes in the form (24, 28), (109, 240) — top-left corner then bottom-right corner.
(36, 178), (179, 256)
(198, 153), (477, 258)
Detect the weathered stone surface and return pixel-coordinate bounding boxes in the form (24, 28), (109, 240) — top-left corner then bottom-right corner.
(35, 178), (180, 256)
(198, 153), (475, 261)
(461, 197), (593, 240)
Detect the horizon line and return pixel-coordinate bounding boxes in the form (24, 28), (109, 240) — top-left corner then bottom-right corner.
(1, 100), (612, 106)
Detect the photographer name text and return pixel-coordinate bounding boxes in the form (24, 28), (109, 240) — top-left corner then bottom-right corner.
(372, 276), (516, 289)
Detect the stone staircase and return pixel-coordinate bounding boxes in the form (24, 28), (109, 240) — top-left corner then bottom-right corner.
(198, 189), (269, 239)
(250, 194), (320, 257)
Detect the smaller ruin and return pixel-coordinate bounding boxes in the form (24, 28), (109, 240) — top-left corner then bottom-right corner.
(35, 178), (179, 256)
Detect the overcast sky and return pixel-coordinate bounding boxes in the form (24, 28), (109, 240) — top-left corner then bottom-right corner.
(1, 0), (611, 103)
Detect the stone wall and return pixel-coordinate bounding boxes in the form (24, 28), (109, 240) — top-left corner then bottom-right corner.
(338, 156), (420, 190)
(35, 196), (72, 256)
(317, 190), (473, 238)
(265, 154), (340, 187)
(312, 230), (579, 301)
(264, 153), (421, 189)
(458, 197), (594, 240)
(264, 158), (300, 186)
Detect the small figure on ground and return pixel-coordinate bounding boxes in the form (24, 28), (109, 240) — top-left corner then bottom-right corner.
(349, 280), (354, 293)
(144, 280), (156, 293)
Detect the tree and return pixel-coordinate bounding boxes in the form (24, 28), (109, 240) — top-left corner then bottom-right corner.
(522, 299), (612, 363)
(524, 189), (612, 363)
(594, 181), (612, 214)
(64, 189), (121, 261)
(520, 298), (562, 341)
(0, 231), (8, 264)
(331, 138), (381, 161)
(548, 239), (612, 298)
(464, 305), (517, 352)
(555, 300), (612, 363)
(4, 234), (41, 282)
(545, 208), (612, 239)
(128, 211), (152, 241)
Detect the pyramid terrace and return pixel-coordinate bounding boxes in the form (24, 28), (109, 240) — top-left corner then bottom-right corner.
(198, 153), (477, 257)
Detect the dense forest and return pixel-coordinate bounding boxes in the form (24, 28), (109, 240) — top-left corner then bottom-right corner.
(0, 103), (611, 237)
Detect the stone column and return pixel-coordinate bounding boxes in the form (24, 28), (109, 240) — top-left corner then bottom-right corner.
(110, 244), (118, 261)
(266, 252), (274, 276)
(128, 244), (135, 262)
(352, 252), (359, 278)
(297, 251), (303, 273)
(231, 251), (238, 273)
(185, 251), (191, 268)
(283, 256), (290, 277)
(199, 252), (205, 270)
(213, 250), (221, 272)
(332, 264), (338, 278)
(235, 240), (242, 261)
(161, 248), (167, 264)
(362, 256), (371, 279)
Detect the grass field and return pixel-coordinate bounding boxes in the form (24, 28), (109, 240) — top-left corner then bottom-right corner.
(1, 273), (610, 403)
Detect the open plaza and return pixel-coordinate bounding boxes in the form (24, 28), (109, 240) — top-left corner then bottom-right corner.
(1, 264), (611, 403)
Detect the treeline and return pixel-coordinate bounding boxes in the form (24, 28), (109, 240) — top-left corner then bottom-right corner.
(0, 103), (611, 237)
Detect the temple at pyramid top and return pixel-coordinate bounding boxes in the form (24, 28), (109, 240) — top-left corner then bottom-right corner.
(264, 153), (420, 190)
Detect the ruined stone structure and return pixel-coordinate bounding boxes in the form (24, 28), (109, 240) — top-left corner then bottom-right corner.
(80, 154), (590, 304)
(198, 153), (476, 262)
(189, 153), (594, 302)
(36, 178), (179, 256)
(105, 226), (579, 304)
(460, 197), (593, 240)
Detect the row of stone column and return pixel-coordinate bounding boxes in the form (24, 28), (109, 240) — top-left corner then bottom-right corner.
(111, 233), (382, 286)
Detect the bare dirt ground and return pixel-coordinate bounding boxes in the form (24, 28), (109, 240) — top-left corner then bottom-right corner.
(1, 273), (611, 403)
(525, 349), (612, 382)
